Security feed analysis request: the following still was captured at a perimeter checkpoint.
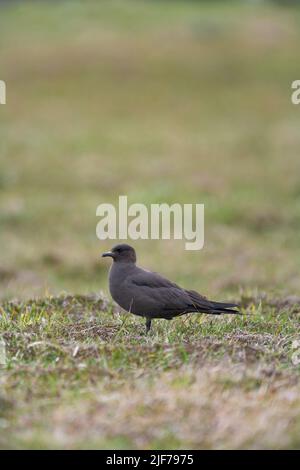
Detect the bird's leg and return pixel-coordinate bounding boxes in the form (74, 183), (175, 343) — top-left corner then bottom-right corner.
(145, 318), (152, 334)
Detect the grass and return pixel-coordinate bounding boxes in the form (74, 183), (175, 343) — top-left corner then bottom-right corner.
(1, 0), (300, 449)
(1, 0), (300, 299)
(0, 293), (300, 449)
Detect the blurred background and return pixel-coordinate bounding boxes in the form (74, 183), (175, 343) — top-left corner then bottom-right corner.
(0, 0), (300, 301)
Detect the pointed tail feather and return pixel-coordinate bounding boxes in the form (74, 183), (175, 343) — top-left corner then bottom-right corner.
(186, 290), (240, 315)
(210, 307), (240, 315)
(208, 300), (240, 315)
(209, 300), (239, 310)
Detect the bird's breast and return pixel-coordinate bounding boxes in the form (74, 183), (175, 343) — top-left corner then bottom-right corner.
(108, 263), (137, 312)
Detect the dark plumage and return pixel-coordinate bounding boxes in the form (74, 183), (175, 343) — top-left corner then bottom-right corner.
(102, 244), (239, 333)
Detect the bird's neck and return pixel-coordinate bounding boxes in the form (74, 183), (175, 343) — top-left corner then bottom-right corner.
(109, 261), (136, 279)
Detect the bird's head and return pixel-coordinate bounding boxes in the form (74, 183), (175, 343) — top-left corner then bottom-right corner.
(102, 244), (137, 264)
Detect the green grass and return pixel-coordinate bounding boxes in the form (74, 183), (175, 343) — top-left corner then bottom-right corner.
(1, 0), (300, 449)
(0, 293), (300, 449)
(1, 0), (300, 300)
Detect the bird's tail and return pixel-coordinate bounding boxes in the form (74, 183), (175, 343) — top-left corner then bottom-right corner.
(186, 290), (240, 315)
(208, 300), (240, 315)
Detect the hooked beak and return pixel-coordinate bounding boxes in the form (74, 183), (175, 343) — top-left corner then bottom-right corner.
(102, 251), (115, 259)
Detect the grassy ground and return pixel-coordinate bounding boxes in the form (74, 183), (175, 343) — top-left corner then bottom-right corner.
(0, 0), (300, 449)
(0, 293), (300, 449)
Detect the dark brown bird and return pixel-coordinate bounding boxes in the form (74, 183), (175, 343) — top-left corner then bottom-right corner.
(102, 244), (239, 333)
